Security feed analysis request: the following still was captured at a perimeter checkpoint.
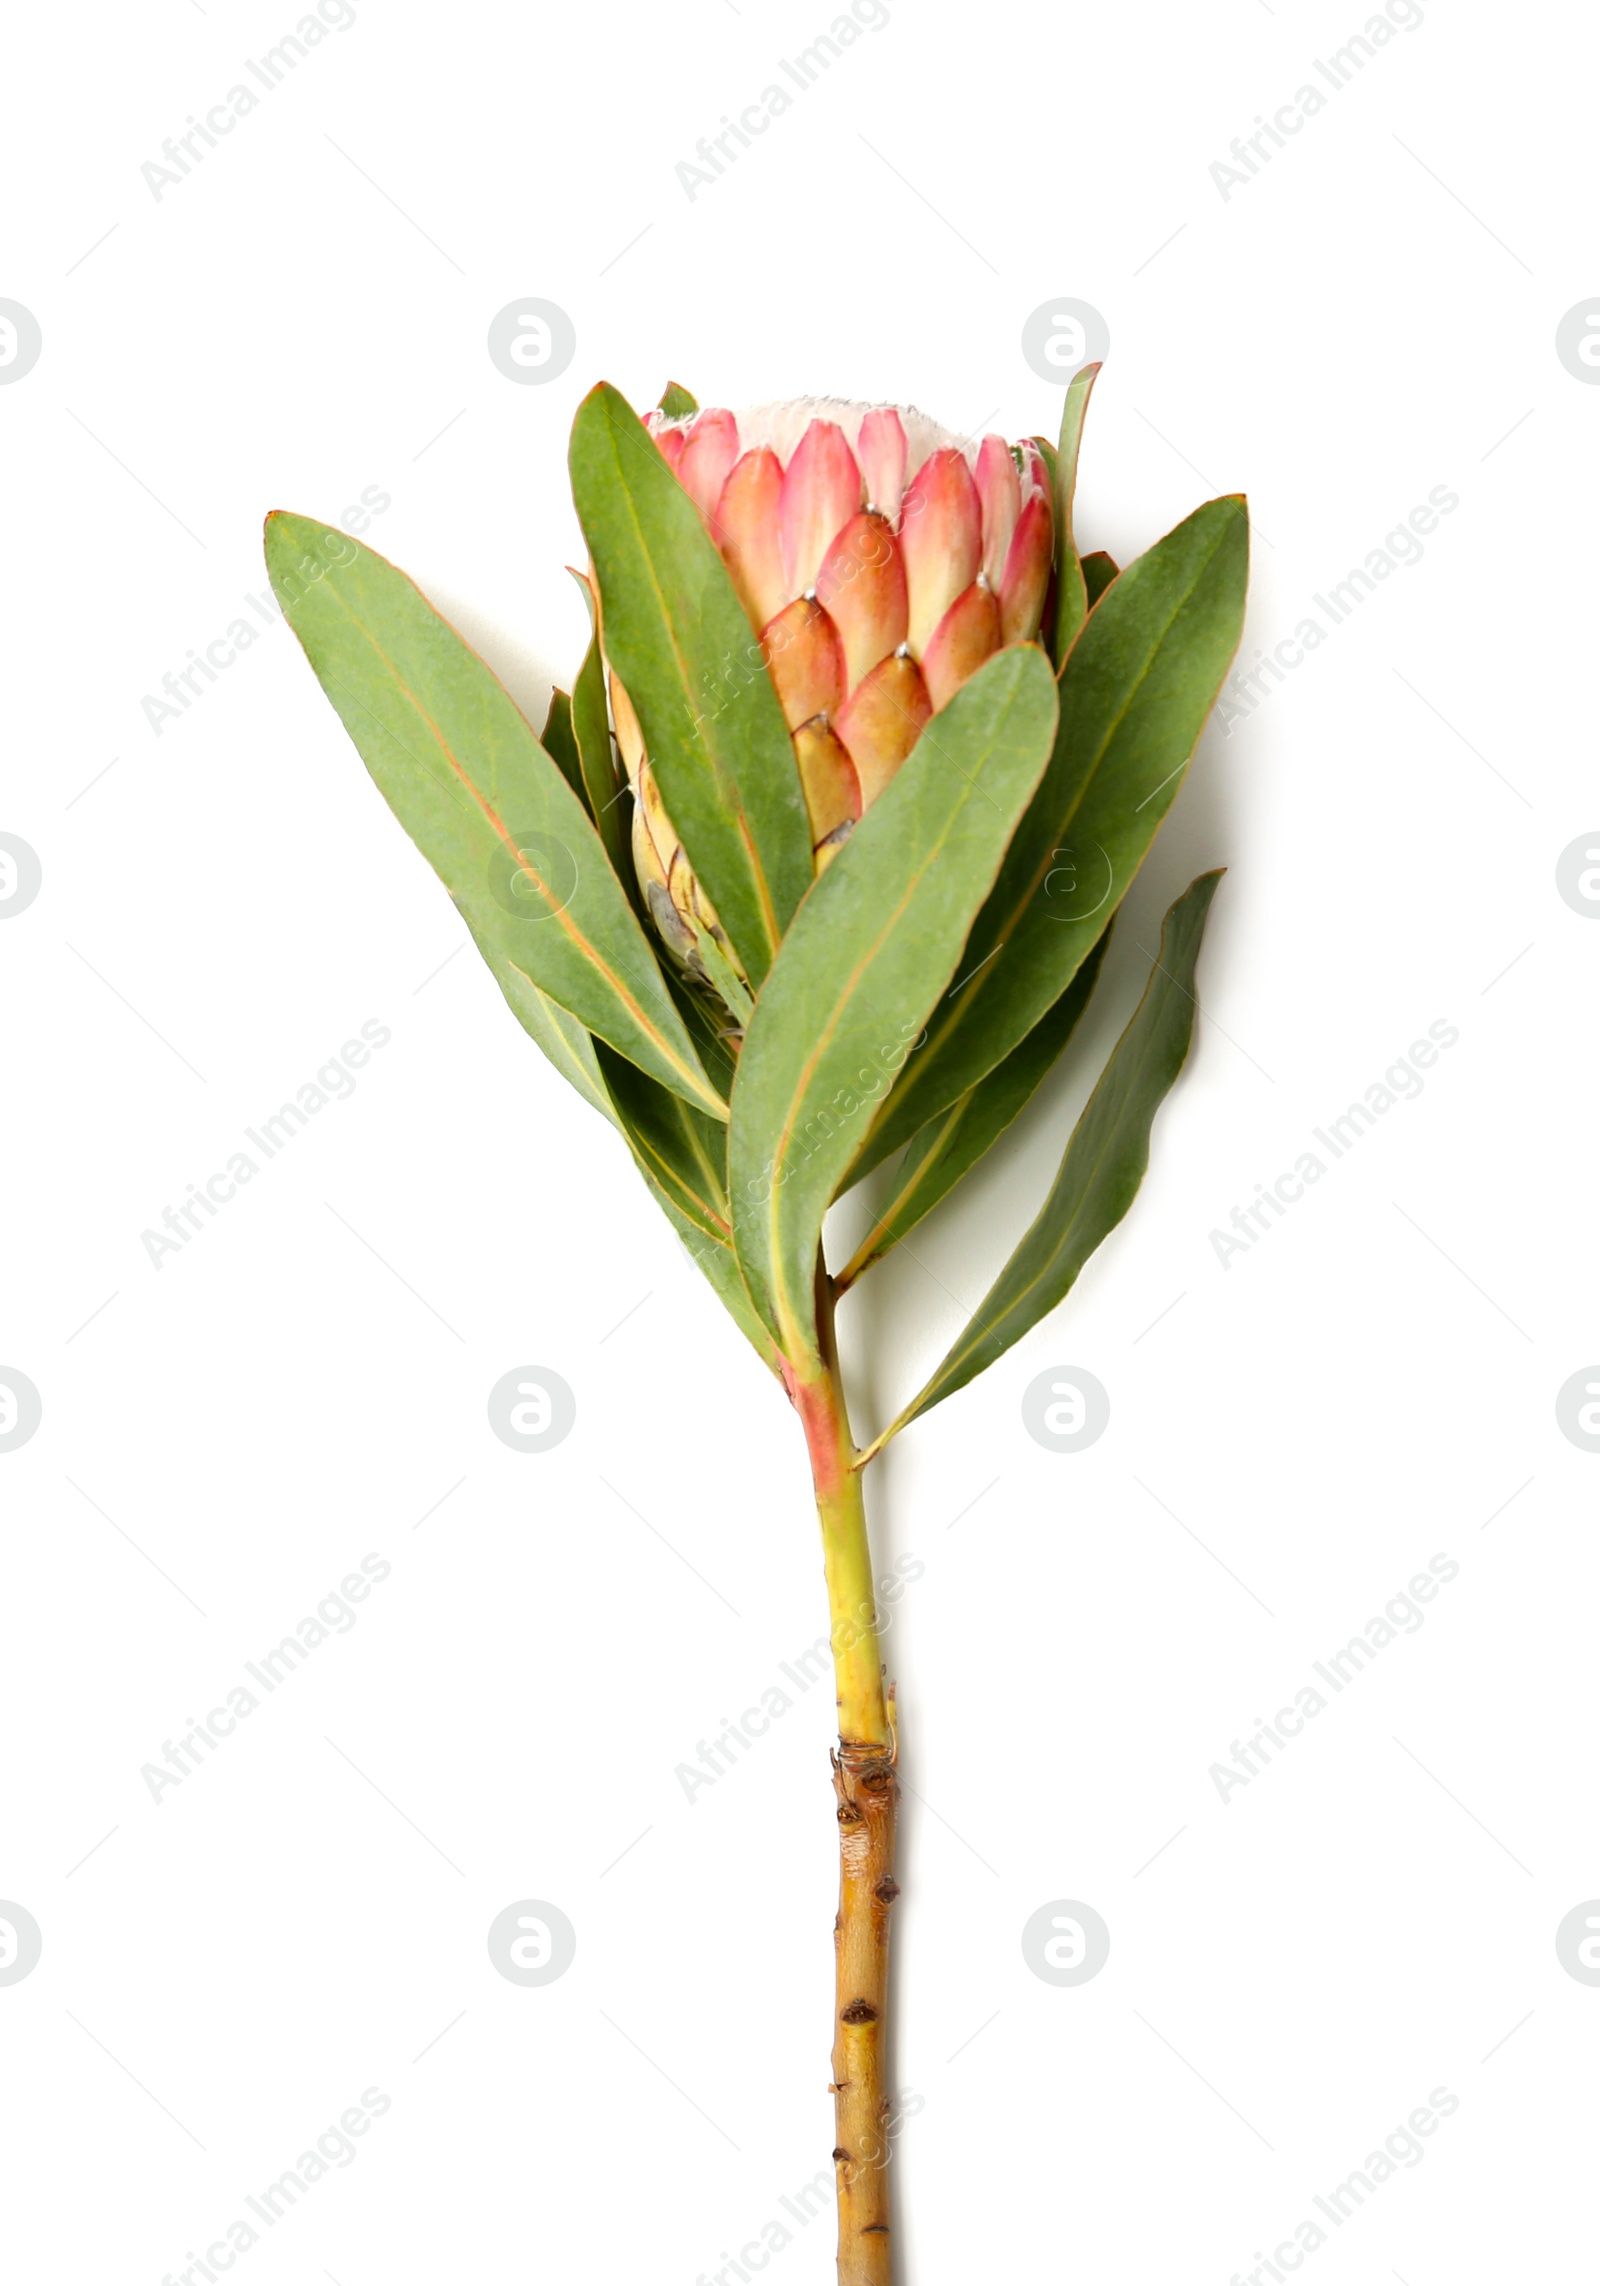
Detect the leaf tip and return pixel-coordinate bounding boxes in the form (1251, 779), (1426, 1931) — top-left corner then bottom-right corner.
(565, 564), (598, 622)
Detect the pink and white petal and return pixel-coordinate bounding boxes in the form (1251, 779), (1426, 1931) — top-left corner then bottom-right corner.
(715, 449), (787, 632)
(857, 407), (908, 520)
(975, 436), (1021, 588)
(780, 420), (863, 598)
(678, 409), (741, 527)
(834, 651), (933, 807)
(792, 716), (863, 850)
(760, 596), (846, 731)
(921, 582), (1002, 712)
(899, 448), (982, 654)
(998, 491), (1054, 644)
(814, 511), (908, 694)
(653, 425), (686, 475)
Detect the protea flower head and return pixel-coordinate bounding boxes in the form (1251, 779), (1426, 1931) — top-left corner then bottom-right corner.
(613, 399), (1055, 984)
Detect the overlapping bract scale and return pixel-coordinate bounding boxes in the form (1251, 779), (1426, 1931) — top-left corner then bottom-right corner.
(623, 400), (1055, 981)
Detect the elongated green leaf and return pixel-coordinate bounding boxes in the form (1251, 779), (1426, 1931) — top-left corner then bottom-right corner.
(540, 688), (584, 800)
(729, 646), (1060, 1359)
(837, 925), (1112, 1287)
(860, 495), (1247, 1167)
(265, 512), (724, 1121)
(569, 383), (812, 984)
(1082, 549), (1119, 606)
(564, 569), (629, 879)
(1050, 362), (1101, 663)
(657, 381), (699, 419)
(875, 871), (1220, 1442)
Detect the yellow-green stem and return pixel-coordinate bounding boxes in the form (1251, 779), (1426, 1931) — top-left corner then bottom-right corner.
(817, 1451), (889, 1744)
(791, 1280), (888, 1745)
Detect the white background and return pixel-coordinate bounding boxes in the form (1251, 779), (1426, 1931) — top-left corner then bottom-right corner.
(3, 0), (1594, 2279)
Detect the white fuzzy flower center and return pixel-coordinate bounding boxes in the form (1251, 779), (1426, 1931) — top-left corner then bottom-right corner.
(658, 397), (1017, 484)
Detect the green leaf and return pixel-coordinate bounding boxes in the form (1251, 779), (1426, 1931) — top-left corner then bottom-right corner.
(1082, 549), (1119, 606)
(568, 383), (812, 984)
(728, 645), (1061, 1360)
(657, 381), (699, 419)
(265, 511), (725, 1122)
(859, 494), (1247, 1167)
(565, 570), (629, 879)
(540, 688), (584, 800)
(837, 924), (1112, 1287)
(1050, 362), (1102, 663)
(873, 870), (1222, 1444)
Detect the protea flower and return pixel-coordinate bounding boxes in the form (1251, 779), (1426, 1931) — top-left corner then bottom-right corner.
(617, 401), (1054, 983)
(267, 366), (1247, 2286)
